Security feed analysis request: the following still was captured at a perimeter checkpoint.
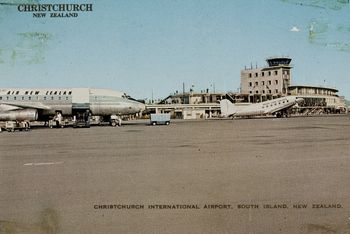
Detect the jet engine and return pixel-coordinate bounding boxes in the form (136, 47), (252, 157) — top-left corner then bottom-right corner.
(0, 109), (38, 121)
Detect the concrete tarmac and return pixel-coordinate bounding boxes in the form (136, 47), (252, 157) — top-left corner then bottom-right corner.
(1, 116), (350, 234)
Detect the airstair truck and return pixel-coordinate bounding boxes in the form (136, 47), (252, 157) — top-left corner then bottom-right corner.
(150, 113), (170, 125)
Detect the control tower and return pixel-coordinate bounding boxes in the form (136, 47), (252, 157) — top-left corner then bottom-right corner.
(241, 57), (292, 102)
(266, 57), (292, 67)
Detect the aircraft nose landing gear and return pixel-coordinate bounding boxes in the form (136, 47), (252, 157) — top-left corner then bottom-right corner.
(110, 115), (122, 127)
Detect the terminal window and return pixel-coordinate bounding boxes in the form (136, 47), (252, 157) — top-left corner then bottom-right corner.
(274, 71), (278, 75)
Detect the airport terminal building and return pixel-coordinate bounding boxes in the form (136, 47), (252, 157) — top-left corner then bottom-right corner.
(288, 85), (346, 114)
(241, 57), (292, 103)
(146, 56), (347, 119)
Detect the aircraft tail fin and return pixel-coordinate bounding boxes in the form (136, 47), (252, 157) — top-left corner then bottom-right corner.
(220, 99), (236, 117)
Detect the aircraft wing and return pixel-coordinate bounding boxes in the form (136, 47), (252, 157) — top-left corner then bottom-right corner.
(0, 102), (51, 111)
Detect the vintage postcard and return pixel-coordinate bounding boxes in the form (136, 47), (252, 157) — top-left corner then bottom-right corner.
(0, 1), (349, 233)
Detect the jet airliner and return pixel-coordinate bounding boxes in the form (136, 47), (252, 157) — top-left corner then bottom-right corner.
(0, 88), (145, 127)
(220, 96), (304, 118)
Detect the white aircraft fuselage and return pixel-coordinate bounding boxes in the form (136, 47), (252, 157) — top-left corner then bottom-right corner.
(0, 88), (145, 121)
(220, 96), (304, 118)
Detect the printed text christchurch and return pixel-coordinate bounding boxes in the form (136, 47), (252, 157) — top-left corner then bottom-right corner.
(18, 4), (93, 12)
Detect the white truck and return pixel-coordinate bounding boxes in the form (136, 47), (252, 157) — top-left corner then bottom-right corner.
(150, 113), (171, 126)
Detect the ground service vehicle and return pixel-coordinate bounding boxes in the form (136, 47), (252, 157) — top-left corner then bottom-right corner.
(150, 113), (170, 125)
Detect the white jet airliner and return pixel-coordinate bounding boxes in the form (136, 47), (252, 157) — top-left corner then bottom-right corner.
(220, 96), (304, 118)
(0, 88), (145, 127)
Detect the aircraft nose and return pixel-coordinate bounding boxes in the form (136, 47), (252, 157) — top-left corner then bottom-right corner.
(296, 97), (304, 103)
(137, 102), (146, 112)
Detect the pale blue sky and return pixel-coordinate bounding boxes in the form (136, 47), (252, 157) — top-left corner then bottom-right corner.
(0, 0), (349, 100)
